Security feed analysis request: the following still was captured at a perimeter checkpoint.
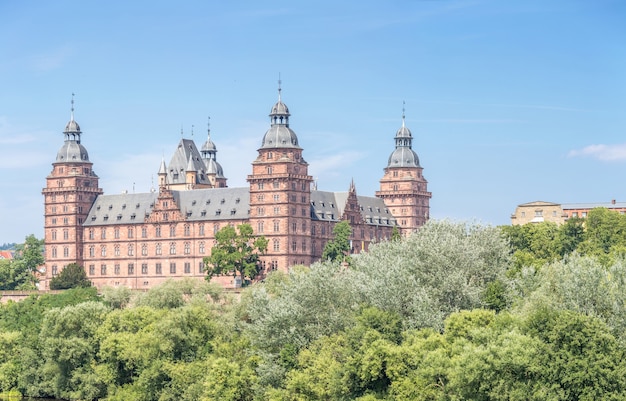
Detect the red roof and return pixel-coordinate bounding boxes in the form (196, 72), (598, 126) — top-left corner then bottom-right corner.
(0, 251), (13, 260)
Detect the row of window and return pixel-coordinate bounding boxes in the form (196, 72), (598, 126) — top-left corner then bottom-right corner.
(87, 223), (221, 241)
(86, 261), (204, 276)
(87, 241), (207, 258)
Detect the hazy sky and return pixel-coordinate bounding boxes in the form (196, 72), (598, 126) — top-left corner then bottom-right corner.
(1, 0), (624, 244)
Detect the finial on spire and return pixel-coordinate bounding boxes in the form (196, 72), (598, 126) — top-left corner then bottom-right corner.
(207, 116), (211, 138)
(70, 92), (76, 121)
(402, 100), (406, 127)
(180, 125), (183, 138)
(278, 72), (282, 102)
(191, 124), (194, 138)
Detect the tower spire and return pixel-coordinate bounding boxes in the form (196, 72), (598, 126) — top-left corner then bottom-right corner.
(278, 73), (282, 102)
(70, 92), (75, 121)
(207, 116), (211, 140)
(402, 100), (406, 128)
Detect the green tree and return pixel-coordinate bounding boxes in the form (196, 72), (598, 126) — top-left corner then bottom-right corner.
(204, 224), (268, 285)
(0, 235), (43, 290)
(322, 220), (352, 263)
(49, 263), (91, 290)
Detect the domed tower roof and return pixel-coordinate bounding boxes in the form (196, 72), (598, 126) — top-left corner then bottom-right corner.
(386, 103), (420, 168)
(200, 117), (227, 179)
(260, 80), (301, 149)
(201, 118), (217, 153)
(56, 94), (90, 163)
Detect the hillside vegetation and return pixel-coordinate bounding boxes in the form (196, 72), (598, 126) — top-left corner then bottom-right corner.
(1, 212), (626, 400)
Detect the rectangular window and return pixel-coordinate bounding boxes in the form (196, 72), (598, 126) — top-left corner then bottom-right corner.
(199, 261), (204, 273)
(142, 263), (148, 274)
(128, 228), (134, 238)
(128, 263), (134, 275)
(114, 228), (120, 239)
(101, 265), (107, 275)
(156, 263), (162, 275)
(199, 224), (205, 236)
(101, 228), (106, 239)
(89, 265), (95, 275)
(142, 227), (147, 238)
(184, 262), (191, 274)
(170, 263), (176, 274)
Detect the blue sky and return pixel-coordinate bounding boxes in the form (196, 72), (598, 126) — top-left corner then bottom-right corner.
(0, 0), (624, 244)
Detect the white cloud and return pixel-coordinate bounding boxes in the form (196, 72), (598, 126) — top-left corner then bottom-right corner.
(568, 143), (626, 162)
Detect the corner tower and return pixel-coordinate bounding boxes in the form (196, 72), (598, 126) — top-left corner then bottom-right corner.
(247, 81), (313, 272)
(376, 104), (431, 234)
(42, 96), (103, 287)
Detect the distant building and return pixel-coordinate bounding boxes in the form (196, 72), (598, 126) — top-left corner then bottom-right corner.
(511, 199), (626, 225)
(42, 87), (432, 290)
(0, 251), (13, 260)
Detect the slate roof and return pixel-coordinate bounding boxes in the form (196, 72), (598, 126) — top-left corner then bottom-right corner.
(311, 191), (396, 227)
(84, 192), (159, 226)
(84, 188), (395, 227)
(172, 187), (250, 221)
(167, 139), (213, 186)
(562, 202), (626, 210)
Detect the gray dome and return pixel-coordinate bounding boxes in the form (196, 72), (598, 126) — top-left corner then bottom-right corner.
(395, 125), (412, 138)
(201, 138), (216, 152)
(270, 100), (290, 116)
(205, 158), (225, 178)
(260, 125), (300, 149)
(56, 141), (90, 162)
(64, 119), (81, 133)
(387, 147), (420, 168)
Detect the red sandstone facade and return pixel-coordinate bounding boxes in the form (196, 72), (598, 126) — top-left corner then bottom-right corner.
(41, 90), (431, 290)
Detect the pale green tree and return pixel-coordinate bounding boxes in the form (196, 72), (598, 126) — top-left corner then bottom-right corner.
(205, 224), (268, 285)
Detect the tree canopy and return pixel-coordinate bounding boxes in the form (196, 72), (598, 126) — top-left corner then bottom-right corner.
(0, 235), (43, 290)
(49, 263), (92, 290)
(322, 220), (352, 263)
(204, 223), (268, 285)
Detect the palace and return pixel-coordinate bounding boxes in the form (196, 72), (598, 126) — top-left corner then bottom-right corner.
(41, 87), (431, 289)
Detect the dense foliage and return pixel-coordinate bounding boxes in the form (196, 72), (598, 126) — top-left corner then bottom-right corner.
(1, 217), (626, 400)
(0, 235), (43, 290)
(49, 262), (92, 290)
(204, 223), (268, 285)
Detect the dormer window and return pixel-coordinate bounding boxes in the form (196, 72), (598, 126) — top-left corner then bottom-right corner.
(216, 209), (221, 216)
(117, 214), (122, 220)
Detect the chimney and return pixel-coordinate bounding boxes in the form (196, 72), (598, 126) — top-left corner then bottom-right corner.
(612, 199), (616, 205)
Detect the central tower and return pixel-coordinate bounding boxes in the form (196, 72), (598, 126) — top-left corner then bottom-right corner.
(247, 81), (313, 273)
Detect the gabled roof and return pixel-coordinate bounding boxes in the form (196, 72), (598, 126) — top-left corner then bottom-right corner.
(310, 191), (396, 227)
(517, 201), (561, 207)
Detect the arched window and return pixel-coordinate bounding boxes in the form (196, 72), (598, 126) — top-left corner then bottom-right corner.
(169, 242), (176, 255)
(184, 242), (191, 255)
(273, 239), (280, 252)
(199, 241), (205, 254)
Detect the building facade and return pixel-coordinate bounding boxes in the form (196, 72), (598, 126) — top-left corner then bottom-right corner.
(41, 88), (431, 289)
(511, 199), (626, 225)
